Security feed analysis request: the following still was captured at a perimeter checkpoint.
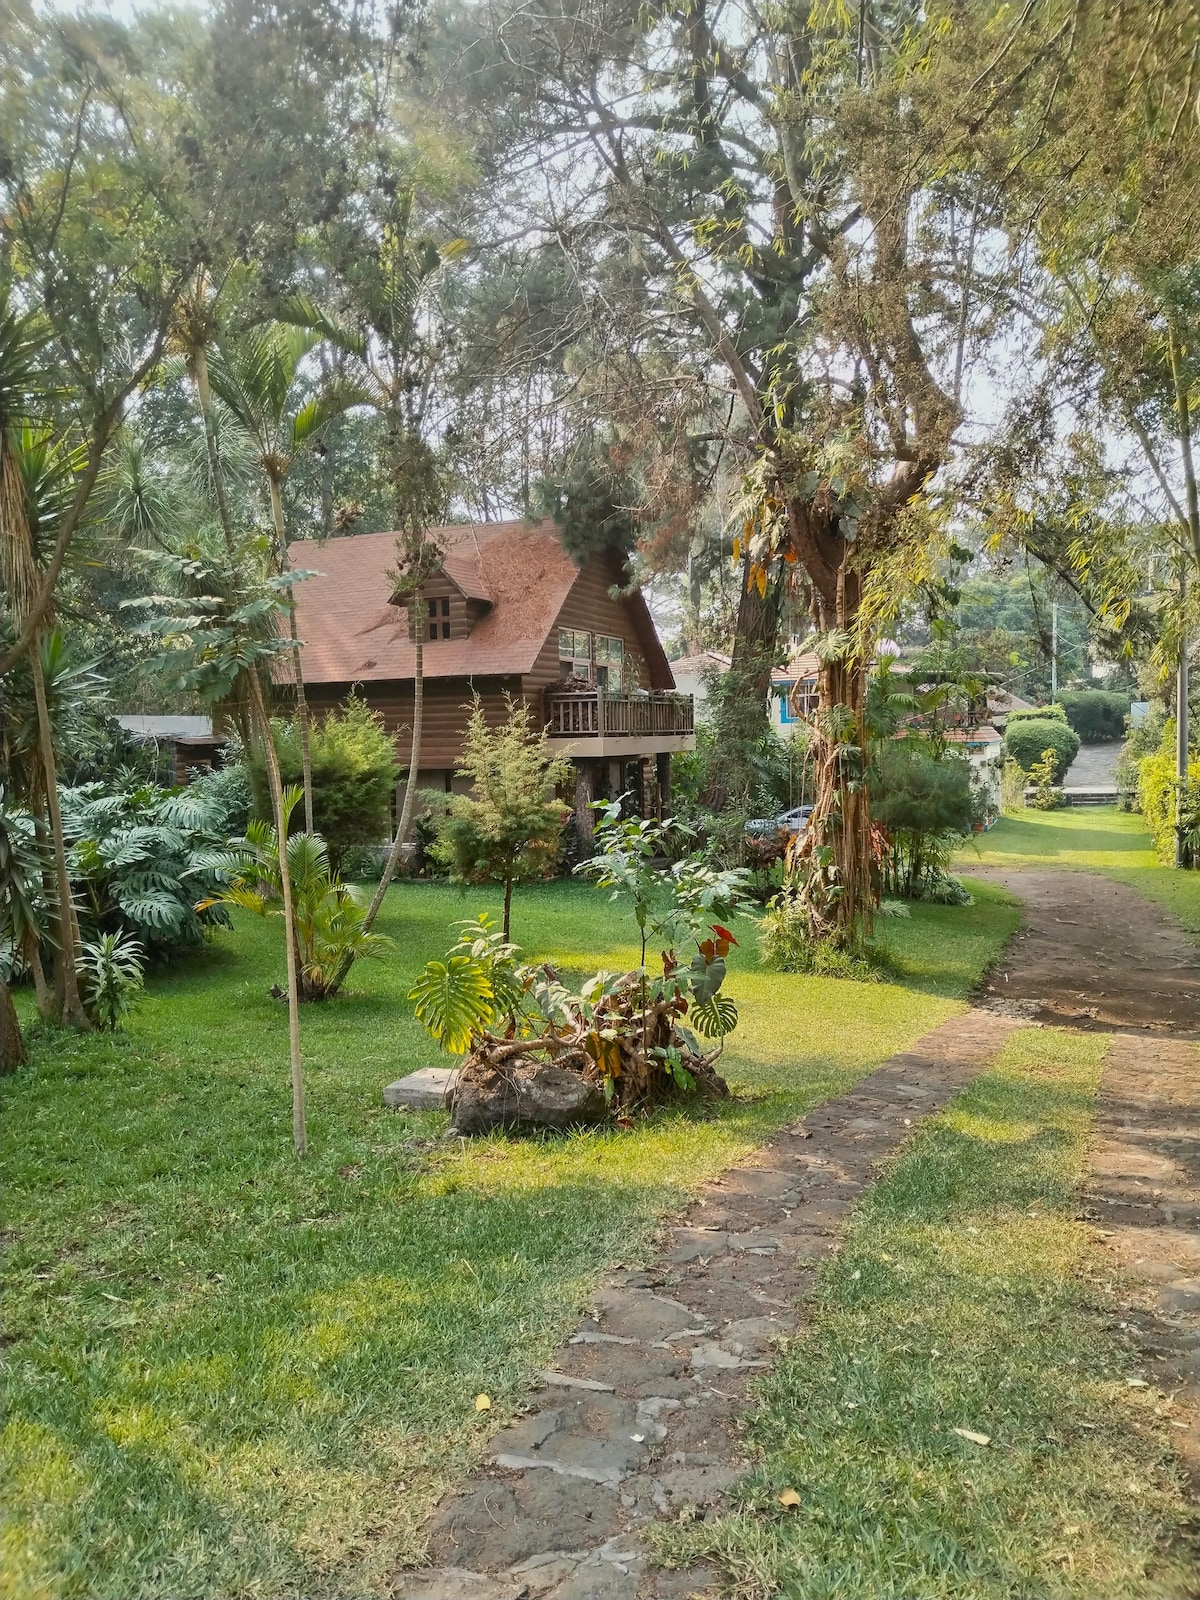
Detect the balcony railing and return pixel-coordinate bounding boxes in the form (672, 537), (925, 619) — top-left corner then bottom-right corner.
(545, 688), (695, 740)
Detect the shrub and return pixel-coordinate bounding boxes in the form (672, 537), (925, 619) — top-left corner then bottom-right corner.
(1003, 717), (1080, 781)
(870, 742), (975, 900)
(1000, 757), (1026, 813)
(250, 695), (399, 871)
(758, 892), (881, 979)
(1028, 748), (1066, 810)
(188, 759), (253, 833)
(1057, 689), (1131, 742)
(61, 778), (232, 963)
(77, 932), (144, 1030)
(1007, 703), (1068, 725)
(431, 697), (571, 938)
(1138, 720), (1200, 861)
(199, 788), (393, 999)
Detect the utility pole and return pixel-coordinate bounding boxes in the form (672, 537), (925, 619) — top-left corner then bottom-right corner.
(1050, 602), (1058, 700)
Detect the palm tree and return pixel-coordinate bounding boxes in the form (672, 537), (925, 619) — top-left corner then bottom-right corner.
(0, 285), (89, 1028)
(208, 323), (369, 831)
(287, 188), (465, 971)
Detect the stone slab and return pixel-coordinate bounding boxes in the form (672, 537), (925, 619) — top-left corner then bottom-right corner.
(384, 1068), (459, 1111)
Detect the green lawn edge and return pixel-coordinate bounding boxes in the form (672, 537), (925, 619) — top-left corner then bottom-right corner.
(2, 878), (1019, 1600)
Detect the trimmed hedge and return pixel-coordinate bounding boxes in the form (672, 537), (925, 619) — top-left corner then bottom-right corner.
(1003, 717), (1080, 782)
(1006, 703), (1067, 725)
(1057, 689), (1130, 742)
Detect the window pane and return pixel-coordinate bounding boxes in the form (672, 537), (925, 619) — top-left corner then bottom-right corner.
(428, 623), (438, 641)
(441, 598), (450, 616)
(428, 599), (437, 618)
(558, 629), (573, 658)
(441, 621), (451, 639)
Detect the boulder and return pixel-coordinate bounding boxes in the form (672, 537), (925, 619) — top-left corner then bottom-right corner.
(450, 1060), (608, 1136)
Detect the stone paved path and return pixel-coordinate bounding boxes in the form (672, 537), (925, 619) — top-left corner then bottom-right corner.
(391, 1010), (1022, 1600)
(1083, 1033), (1200, 1487)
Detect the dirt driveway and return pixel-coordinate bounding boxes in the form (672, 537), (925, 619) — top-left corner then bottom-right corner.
(971, 867), (1200, 1035)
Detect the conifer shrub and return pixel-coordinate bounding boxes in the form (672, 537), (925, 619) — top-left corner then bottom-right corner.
(250, 695), (399, 871)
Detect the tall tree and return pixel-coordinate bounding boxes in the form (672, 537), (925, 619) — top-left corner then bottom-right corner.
(439, 0), (1029, 941)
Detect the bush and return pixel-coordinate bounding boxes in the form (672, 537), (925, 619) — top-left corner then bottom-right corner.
(1028, 748), (1066, 810)
(1057, 690), (1130, 742)
(758, 891), (881, 979)
(77, 932), (144, 1030)
(1003, 717), (1080, 781)
(250, 695), (399, 871)
(1138, 719), (1200, 861)
(1007, 703), (1068, 725)
(870, 742), (976, 900)
(188, 759), (253, 833)
(61, 778), (232, 963)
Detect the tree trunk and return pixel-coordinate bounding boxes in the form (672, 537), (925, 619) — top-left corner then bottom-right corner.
(268, 474), (315, 835)
(0, 974), (26, 1072)
(23, 931), (51, 1017)
(781, 499), (877, 945)
(502, 872), (514, 943)
(248, 667), (307, 1157)
(31, 638), (88, 1027)
(327, 609), (425, 995)
(193, 346), (238, 557)
(791, 642), (875, 945)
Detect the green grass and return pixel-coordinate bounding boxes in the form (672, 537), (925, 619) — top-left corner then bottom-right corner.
(1, 878), (1021, 1600)
(957, 804), (1200, 938)
(958, 807), (1160, 872)
(659, 1028), (1198, 1598)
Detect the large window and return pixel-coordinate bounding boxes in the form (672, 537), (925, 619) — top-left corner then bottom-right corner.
(558, 628), (592, 679)
(594, 634), (624, 691)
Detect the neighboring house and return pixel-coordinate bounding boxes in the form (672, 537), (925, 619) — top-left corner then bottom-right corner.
(288, 519), (695, 830)
(772, 651), (821, 735)
(669, 650), (731, 717)
(668, 648), (820, 734)
(985, 690), (1034, 731)
(116, 715), (226, 784)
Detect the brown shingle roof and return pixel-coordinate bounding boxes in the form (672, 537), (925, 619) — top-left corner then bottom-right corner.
(289, 519), (577, 684)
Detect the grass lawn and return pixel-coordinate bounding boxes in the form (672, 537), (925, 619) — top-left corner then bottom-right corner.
(957, 805), (1200, 935)
(2, 878), (1021, 1600)
(661, 1027), (1198, 1598)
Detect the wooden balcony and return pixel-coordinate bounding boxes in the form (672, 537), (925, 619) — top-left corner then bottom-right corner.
(545, 688), (695, 756)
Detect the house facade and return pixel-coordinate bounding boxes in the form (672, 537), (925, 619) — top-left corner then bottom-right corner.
(288, 519), (695, 835)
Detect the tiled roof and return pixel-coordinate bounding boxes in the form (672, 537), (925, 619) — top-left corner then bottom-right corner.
(288, 519), (578, 684)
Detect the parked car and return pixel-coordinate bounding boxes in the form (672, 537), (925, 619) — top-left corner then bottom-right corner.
(745, 805), (813, 838)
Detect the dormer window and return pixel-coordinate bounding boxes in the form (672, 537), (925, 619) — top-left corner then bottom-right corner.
(427, 596), (451, 641)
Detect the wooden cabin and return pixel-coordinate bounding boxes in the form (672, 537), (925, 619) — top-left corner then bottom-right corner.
(288, 519), (695, 832)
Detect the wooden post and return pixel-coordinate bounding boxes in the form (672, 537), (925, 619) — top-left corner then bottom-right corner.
(656, 751), (672, 820)
(574, 759), (595, 852)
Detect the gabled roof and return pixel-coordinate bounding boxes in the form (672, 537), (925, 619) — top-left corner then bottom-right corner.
(288, 518), (675, 689)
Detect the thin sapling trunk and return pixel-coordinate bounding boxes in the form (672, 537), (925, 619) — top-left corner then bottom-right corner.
(31, 637), (88, 1027)
(268, 474), (315, 835)
(248, 667), (307, 1156)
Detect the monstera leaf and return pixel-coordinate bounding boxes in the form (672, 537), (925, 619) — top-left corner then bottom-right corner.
(690, 992), (738, 1039)
(409, 956), (493, 1054)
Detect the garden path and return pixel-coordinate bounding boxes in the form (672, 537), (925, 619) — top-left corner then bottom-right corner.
(390, 1010), (1022, 1600)
(973, 867), (1200, 1034)
(979, 867), (1200, 1496)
